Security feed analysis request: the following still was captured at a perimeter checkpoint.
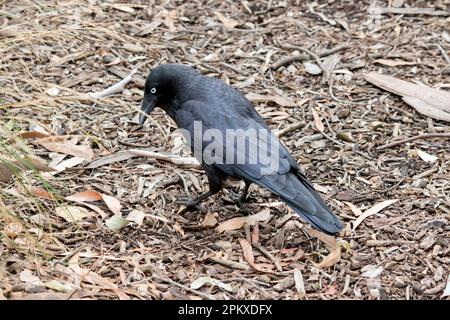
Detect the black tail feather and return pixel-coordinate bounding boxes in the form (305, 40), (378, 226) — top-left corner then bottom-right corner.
(257, 170), (343, 235)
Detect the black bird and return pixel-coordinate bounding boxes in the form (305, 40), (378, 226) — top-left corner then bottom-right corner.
(139, 64), (343, 234)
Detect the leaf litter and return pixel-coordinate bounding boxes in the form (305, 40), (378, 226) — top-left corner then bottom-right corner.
(0, 0), (448, 301)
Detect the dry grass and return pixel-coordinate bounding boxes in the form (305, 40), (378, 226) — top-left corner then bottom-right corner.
(0, 0), (449, 300)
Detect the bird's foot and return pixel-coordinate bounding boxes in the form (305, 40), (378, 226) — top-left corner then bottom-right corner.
(176, 198), (207, 215)
(228, 191), (251, 214)
(230, 191), (247, 209)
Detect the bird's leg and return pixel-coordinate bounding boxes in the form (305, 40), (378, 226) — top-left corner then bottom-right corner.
(177, 175), (222, 214)
(236, 181), (251, 208)
(177, 190), (215, 210)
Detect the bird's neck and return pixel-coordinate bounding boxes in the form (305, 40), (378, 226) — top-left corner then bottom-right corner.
(162, 96), (180, 119)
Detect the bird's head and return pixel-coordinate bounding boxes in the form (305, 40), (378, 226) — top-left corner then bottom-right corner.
(139, 65), (174, 125)
(139, 64), (199, 125)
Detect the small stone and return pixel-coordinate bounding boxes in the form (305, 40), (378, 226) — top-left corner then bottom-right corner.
(368, 121), (384, 130)
(411, 179), (427, 188)
(350, 258), (363, 270)
(432, 245), (442, 257)
(336, 109), (350, 118)
(419, 235), (436, 250)
(412, 282), (424, 294)
(102, 54), (116, 64)
(286, 65), (297, 74)
(303, 61), (322, 75)
(337, 132), (355, 143)
(393, 253), (406, 261)
(25, 284), (46, 293)
(395, 276), (408, 288)
(273, 277), (295, 291)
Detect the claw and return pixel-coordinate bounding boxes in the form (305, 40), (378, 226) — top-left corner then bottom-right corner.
(176, 198), (207, 214)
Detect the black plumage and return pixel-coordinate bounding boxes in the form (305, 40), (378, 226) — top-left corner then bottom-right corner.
(139, 64), (343, 234)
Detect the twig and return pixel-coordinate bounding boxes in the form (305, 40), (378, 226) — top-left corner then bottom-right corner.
(320, 130), (344, 146)
(207, 256), (250, 270)
(49, 51), (91, 67)
(59, 245), (85, 264)
(158, 176), (182, 188)
(271, 43), (350, 70)
(240, 0), (252, 14)
(128, 149), (201, 168)
(252, 243), (283, 272)
(219, 62), (246, 75)
(89, 69), (137, 99)
(275, 42), (328, 79)
(377, 133), (450, 150)
(117, 140), (153, 148)
(413, 167), (439, 180)
(225, 277), (271, 287)
(175, 172), (191, 196)
(436, 43), (450, 66)
(368, 7), (450, 16)
(274, 121), (306, 137)
(366, 239), (415, 246)
(329, 79), (364, 105)
(85, 151), (137, 169)
(297, 133), (324, 144)
(151, 275), (217, 300)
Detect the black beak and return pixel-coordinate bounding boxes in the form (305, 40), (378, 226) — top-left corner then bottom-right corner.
(139, 95), (157, 125)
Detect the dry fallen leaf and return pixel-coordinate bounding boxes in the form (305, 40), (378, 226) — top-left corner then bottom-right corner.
(65, 190), (102, 202)
(238, 238), (274, 273)
(44, 280), (75, 293)
(344, 201), (363, 216)
(10, 292), (72, 300)
(34, 137), (94, 160)
(55, 205), (90, 222)
(0, 157), (55, 182)
(216, 208), (271, 233)
(0, 162), (13, 183)
(68, 253), (129, 300)
(416, 149), (438, 163)
(364, 72), (450, 122)
(4, 221), (23, 238)
(352, 199), (399, 231)
(317, 246), (341, 268)
(65, 190), (122, 216)
(213, 11), (239, 29)
(172, 222), (185, 237)
(306, 227), (337, 250)
(30, 187), (54, 200)
(19, 270), (42, 285)
(51, 156), (85, 173)
(101, 193), (122, 216)
(190, 277), (233, 292)
(86, 151), (136, 169)
(126, 210), (146, 226)
(373, 59), (416, 67)
(311, 108), (325, 132)
(107, 3), (135, 14)
(201, 212), (218, 227)
(18, 131), (50, 140)
(251, 223), (260, 244)
(293, 269), (306, 298)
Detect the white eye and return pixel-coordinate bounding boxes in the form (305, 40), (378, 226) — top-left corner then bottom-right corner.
(150, 87), (156, 94)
